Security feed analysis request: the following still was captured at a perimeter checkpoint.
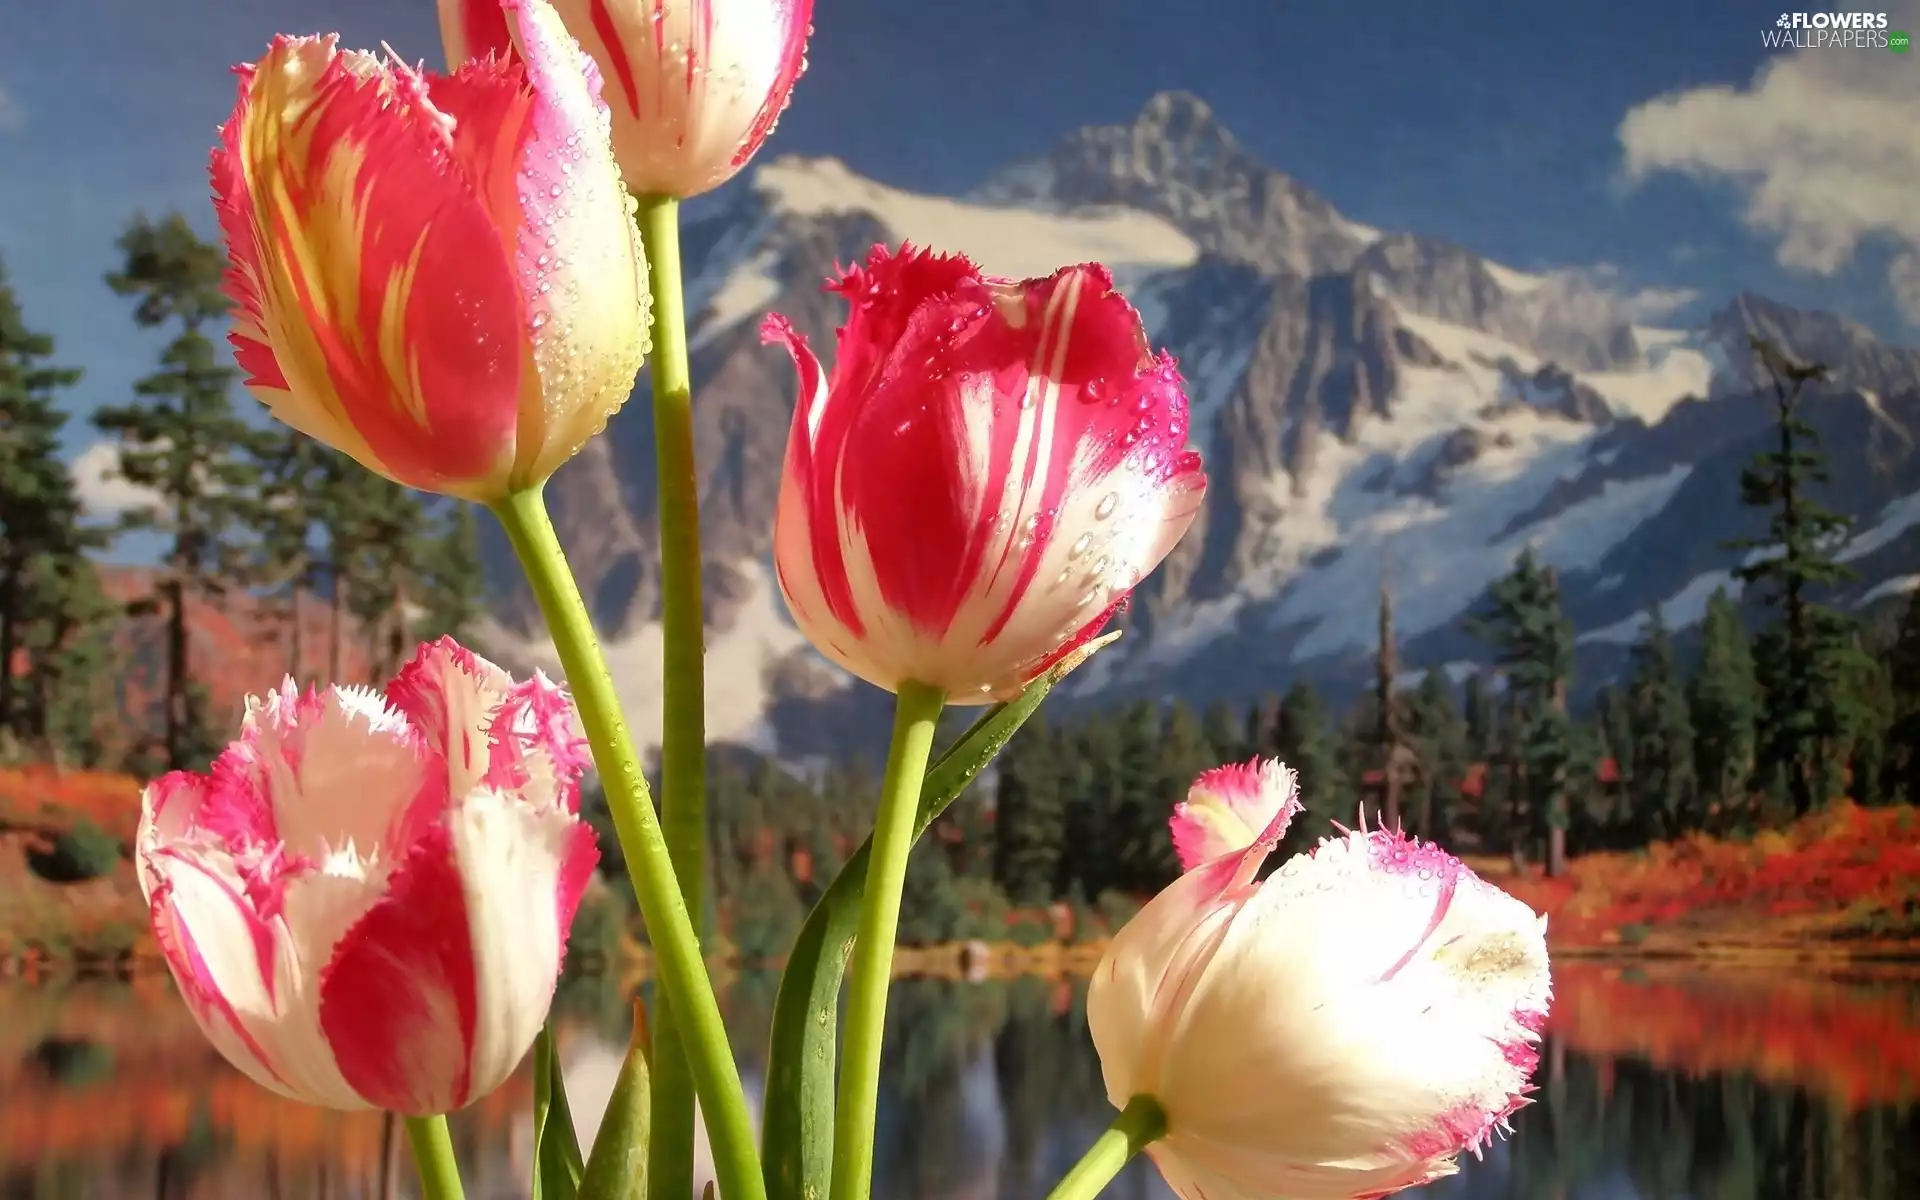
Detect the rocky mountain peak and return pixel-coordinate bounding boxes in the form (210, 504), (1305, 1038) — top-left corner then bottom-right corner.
(971, 92), (1370, 277)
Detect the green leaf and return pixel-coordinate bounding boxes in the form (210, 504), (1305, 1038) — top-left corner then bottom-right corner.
(758, 634), (1119, 1200)
(579, 1000), (652, 1200)
(532, 1023), (584, 1200)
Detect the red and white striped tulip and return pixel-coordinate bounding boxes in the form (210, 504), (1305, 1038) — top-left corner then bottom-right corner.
(137, 639), (600, 1115)
(760, 244), (1208, 703)
(1090, 759), (1552, 1200)
(212, 0), (650, 502)
(438, 0), (813, 199)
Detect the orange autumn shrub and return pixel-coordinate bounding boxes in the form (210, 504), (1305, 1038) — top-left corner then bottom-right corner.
(1492, 801), (1920, 946)
(0, 766), (142, 844)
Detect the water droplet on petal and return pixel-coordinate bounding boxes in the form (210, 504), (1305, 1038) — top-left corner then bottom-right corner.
(1094, 493), (1118, 520)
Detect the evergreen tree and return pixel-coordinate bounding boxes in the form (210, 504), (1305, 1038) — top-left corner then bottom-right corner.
(991, 718), (1065, 906)
(1370, 576), (1421, 830)
(93, 214), (267, 769)
(251, 428), (333, 677)
(1470, 549), (1576, 876)
(1271, 680), (1346, 847)
(1727, 337), (1856, 817)
(1627, 608), (1697, 839)
(1199, 697), (1247, 763)
(335, 471), (429, 682)
(413, 501), (487, 644)
(1404, 668), (1467, 842)
(0, 257), (99, 757)
(1107, 700), (1169, 890)
(1689, 588), (1759, 828)
(1882, 591), (1920, 804)
(1462, 670), (1497, 762)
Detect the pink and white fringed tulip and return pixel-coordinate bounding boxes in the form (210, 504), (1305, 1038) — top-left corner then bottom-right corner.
(1169, 757), (1300, 870)
(761, 244), (1208, 703)
(438, 0), (813, 198)
(1090, 759), (1552, 1200)
(137, 639), (599, 1115)
(212, 0), (650, 502)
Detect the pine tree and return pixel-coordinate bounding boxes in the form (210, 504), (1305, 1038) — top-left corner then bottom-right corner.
(1404, 668), (1467, 843)
(0, 257), (98, 756)
(991, 718), (1065, 906)
(1272, 680), (1346, 848)
(1689, 588), (1759, 828)
(1370, 576), (1422, 830)
(1200, 698), (1247, 763)
(1882, 592), (1920, 804)
(1471, 549), (1576, 876)
(413, 501), (487, 644)
(1727, 337), (1856, 817)
(93, 214), (267, 769)
(251, 428), (334, 678)
(1627, 608), (1697, 840)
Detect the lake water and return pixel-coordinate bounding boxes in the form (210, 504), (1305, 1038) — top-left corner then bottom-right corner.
(4, 961), (1919, 1199)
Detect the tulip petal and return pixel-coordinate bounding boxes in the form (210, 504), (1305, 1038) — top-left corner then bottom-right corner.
(545, 0), (814, 197)
(1086, 852), (1244, 1106)
(1170, 758), (1301, 871)
(236, 680), (438, 863)
(318, 788), (596, 1115)
(765, 245), (1207, 701)
(320, 824), (480, 1113)
(449, 788), (599, 1095)
(1152, 828), (1549, 1173)
(437, 0), (516, 66)
(495, 0), (650, 481)
(485, 670), (593, 814)
(219, 36), (528, 496)
(386, 636), (514, 798)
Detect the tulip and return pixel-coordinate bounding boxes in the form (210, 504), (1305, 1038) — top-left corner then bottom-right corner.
(137, 638), (600, 1115)
(438, 0), (813, 198)
(760, 243), (1208, 703)
(211, 0), (650, 502)
(1088, 759), (1552, 1200)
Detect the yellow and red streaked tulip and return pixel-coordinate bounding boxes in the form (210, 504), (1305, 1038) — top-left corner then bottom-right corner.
(759, 244), (1208, 704)
(211, 0), (650, 503)
(438, 0), (814, 199)
(1090, 759), (1552, 1200)
(137, 639), (599, 1115)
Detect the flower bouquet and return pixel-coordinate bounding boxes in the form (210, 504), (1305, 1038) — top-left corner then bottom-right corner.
(134, 1), (1554, 1197)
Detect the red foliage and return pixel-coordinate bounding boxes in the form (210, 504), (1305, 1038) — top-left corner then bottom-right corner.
(1487, 801), (1920, 947)
(0, 766), (142, 844)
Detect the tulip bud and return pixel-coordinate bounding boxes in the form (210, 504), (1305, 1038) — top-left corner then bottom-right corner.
(211, 0), (650, 502)
(1089, 760), (1552, 1199)
(760, 243), (1208, 704)
(438, 0), (814, 199)
(137, 638), (600, 1115)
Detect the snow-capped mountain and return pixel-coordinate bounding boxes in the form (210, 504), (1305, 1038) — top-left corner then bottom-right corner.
(480, 91), (1920, 761)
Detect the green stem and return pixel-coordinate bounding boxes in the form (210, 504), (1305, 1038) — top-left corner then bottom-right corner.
(488, 488), (762, 1200)
(404, 1115), (466, 1200)
(1042, 1096), (1168, 1200)
(828, 680), (946, 1200)
(634, 190), (706, 1200)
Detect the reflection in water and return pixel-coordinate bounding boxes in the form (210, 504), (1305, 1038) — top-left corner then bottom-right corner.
(5, 963), (1920, 1198)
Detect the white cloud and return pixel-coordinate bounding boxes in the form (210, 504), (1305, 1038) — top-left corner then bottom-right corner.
(1616, 2), (1920, 323)
(69, 441), (158, 517)
(0, 84), (21, 134)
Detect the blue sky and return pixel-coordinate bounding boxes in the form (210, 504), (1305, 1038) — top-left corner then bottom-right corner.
(1, 0), (1915, 472)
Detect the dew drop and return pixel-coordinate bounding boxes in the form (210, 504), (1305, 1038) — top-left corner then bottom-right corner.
(1094, 493), (1118, 520)
(1067, 532), (1094, 560)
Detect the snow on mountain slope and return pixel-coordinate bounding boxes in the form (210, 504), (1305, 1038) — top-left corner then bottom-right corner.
(753, 157), (1200, 280)
(501, 560), (810, 756)
(480, 92), (1920, 754)
(1132, 306), (1706, 675)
